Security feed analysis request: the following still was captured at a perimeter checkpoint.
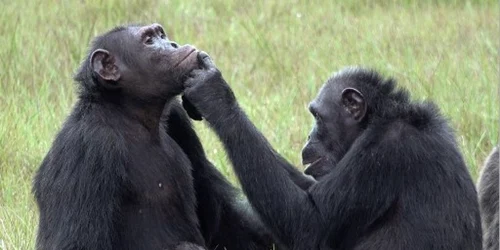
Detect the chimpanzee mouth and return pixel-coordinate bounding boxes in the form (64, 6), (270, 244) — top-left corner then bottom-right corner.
(183, 48), (197, 61)
(304, 157), (323, 170)
(173, 48), (197, 69)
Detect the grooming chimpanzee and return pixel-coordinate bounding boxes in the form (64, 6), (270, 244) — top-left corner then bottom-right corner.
(183, 54), (483, 249)
(477, 146), (499, 250)
(33, 24), (272, 250)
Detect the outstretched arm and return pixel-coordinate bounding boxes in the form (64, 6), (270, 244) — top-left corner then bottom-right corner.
(183, 53), (323, 246)
(162, 100), (275, 249)
(182, 88), (315, 191)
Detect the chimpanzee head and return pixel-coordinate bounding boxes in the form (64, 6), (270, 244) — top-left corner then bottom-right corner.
(301, 70), (367, 180)
(302, 67), (412, 180)
(75, 23), (199, 101)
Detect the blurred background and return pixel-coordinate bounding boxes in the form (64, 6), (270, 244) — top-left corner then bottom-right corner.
(0, 0), (498, 249)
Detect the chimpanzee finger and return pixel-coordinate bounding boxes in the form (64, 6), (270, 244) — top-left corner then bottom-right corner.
(188, 69), (202, 78)
(181, 95), (203, 121)
(183, 70), (202, 88)
(197, 51), (216, 70)
(184, 77), (196, 88)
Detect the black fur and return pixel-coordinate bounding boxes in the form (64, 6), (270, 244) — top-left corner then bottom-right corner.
(33, 25), (273, 250)
(478, 146), (499, 250)
(165, 100), (275, 250)
(183, 60), (483, 250)
(33, 97), (205, 249)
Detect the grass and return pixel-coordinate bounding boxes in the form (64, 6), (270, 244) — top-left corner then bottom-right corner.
(0, 0), (498, 249)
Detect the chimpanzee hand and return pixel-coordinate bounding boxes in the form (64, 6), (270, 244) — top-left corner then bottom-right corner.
(182, 51), (238, 122)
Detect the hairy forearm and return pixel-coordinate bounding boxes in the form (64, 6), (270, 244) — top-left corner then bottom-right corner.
(182, 54), (322, 243)
(206, 105), (320, 241)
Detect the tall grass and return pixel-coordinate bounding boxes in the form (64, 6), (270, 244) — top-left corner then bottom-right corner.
(0, 0), (498, 249)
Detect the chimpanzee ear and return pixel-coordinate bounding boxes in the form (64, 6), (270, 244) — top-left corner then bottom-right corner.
(90, 49), (121, 82)
(341, 87), (366, 122)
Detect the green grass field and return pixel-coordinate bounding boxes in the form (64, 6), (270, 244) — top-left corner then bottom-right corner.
(0, 0), (498, 249)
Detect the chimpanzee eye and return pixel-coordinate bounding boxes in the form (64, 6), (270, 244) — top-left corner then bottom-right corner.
(145, 36), (154, 45)
(316, 115), (323, 124)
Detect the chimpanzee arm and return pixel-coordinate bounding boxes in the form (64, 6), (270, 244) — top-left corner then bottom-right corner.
(183, 70), (324, 246)
(182, 96), (316, 191)
(33, 126), (126, 250)
(162, 100), (275, 249)
(308, 128), (404, 247)
(194, 103), (324, 245)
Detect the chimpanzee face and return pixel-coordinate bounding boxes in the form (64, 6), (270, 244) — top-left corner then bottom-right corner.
(302, 76), (367, 180)
(89, 23), (199, 100)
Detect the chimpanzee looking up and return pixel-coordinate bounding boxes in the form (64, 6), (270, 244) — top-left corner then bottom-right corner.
(477, 146), (499, 250)
(33, 24), (273, 250)
(183, 55), (483, 250)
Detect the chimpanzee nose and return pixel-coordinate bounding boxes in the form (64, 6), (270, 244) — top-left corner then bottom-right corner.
(170, 42), (179, 48)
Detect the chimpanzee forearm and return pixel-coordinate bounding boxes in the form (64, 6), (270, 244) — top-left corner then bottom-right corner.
(163, 101), (275, 249)
(203, 106), (323, 244)
(179, 97), (315, 191)
(182, 55), (324, 245)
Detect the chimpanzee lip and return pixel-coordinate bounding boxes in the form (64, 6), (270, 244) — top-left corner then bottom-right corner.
(304, 157), (323, 169)
(173, 48), (197, 69)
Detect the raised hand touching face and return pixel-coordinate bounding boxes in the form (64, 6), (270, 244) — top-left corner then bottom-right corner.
(182, 52), (237, 122)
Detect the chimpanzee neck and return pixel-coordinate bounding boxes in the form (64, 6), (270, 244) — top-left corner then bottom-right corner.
(121, 100), (166, 135)
(100, 92), (170, 138)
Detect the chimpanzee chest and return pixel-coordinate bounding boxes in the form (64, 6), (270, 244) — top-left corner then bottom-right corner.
(118, 134), (203, 248)
(126, 137), (194, 202)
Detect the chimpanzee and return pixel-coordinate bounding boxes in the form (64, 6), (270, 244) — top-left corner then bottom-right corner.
(477, 146), (499, 250)
(182, 54), (483, 250)
(33, 24), (273, 250)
